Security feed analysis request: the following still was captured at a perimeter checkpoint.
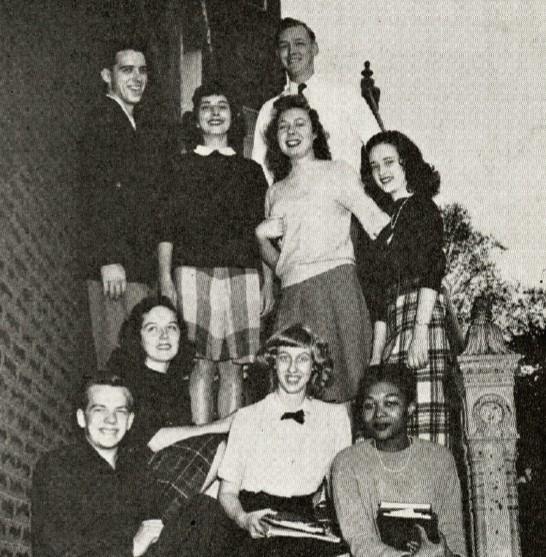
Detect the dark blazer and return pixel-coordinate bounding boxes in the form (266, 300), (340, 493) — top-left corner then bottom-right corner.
(79, 97), (173, 282)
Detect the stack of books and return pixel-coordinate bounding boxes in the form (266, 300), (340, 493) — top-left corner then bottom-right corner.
(262, 511), (341, 543)
(377, 502), (439, 551)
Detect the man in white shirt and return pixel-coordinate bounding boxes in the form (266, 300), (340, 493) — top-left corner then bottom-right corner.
(252, 17), (381, 184)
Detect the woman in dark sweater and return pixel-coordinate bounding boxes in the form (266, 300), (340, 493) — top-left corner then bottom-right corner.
(363, 131), (451, 446)
(107, 295), (233, 520)
(159, 82), (270, 425)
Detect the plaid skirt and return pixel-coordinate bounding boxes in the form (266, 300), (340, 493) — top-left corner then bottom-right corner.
(147, 433), (227, 522)
(174, 266), (260, 362)
(383, 289), (450, 446)
(275, 264), (372, 402)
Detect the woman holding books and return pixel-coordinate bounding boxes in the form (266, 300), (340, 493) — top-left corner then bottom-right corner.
(363, 131), (451, 446)
(332, 364), (466, 557)
(217, 324), (352, 557)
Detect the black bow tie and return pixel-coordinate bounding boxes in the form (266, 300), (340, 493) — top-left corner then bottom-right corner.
(297, 83), (307, 96)
(281, 409), (305, 424)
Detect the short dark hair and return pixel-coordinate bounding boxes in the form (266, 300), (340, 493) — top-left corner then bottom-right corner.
(355, 363), (417, 419)
(363, 131), (440, 198)
(265, 94), (331, 182)
(77, 371), (134, 412)
(180, 81), (246, 151)
(255, 324), (333, 399)
(275, 17), (316, 44)
(102, 37), (147, 70)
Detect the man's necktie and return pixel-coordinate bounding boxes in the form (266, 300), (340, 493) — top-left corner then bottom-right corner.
(280, 409), (305, 424)
(297, 83), (307, 97)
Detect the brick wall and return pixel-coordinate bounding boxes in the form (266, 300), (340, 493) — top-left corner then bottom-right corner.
(0, 2), (279, 554)
(0, 2), (109, 555)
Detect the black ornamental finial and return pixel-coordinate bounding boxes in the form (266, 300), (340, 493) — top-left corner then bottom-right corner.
(361, 61), (385, 132)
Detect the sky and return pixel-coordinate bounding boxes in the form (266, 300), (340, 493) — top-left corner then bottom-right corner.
(282, 0), (546, 288)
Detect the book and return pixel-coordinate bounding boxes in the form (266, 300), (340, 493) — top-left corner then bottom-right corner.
(377, 501), (439, 551)
(262, 512), (341, 543)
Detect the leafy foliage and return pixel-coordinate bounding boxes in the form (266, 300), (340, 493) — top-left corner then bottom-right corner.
(441, 203), (511, 331)
(442, 203), (546, 552)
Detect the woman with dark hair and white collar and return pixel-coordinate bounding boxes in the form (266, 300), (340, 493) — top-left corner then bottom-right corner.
(158, 81), (270, 426)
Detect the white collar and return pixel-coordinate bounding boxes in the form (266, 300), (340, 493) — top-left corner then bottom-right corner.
(194, 144), (236, 157)
(269, 392), (313, 417)
(284, 73), (317, 95)
(106, 94), (136, 130)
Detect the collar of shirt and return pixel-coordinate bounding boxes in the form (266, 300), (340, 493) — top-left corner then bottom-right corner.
(284, 73), (318, 96)
(267, 392), (313, 421)
(194, 144), (236, 157)
(106, 94), (137, 130)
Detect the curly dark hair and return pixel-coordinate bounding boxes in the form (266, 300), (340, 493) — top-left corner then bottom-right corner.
(254, 324), (333, 400)
(354, 363), (417, 434)
(363, 130), (440, 198)
(180, 81), (246, 152)
(265, 94), (331, 182)
(107, 295), (193, 378)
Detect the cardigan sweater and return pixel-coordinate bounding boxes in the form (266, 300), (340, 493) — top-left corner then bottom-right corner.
(369, 194), (446, 321)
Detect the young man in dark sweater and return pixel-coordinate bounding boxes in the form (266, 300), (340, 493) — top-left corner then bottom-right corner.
(31, 372), (232, 557)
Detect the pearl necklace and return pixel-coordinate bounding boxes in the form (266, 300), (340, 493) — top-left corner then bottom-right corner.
(372, 436), (414, 474)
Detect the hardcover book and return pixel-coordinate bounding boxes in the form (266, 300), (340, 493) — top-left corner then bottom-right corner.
(263, 511), (341, 543)
(377, 501), (439, 551)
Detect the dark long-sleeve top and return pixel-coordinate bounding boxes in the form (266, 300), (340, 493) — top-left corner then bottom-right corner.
(79, 97), (174, 282)
(108, 352), (193, 450)
(159, 151), (268, 268)
(31, 439), (157, 557)
(370, 194), (446, 321)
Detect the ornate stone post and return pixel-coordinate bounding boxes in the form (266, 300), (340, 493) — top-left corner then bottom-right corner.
(457, 297), (522, 557)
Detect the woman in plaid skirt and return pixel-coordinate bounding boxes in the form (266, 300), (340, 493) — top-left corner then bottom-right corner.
(364, 131), (451, 446)
(107, 295), (233, 521)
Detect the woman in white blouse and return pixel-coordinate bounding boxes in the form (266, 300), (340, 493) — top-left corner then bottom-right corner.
(217, 324), (351, 557)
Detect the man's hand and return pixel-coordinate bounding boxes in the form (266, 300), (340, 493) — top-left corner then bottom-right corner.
(132, 519), (164, 557)
(240, 509), (276, 539)
(100, 264), (127, 300)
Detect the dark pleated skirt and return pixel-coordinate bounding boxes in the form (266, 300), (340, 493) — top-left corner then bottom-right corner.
(275, 264), (372, 402)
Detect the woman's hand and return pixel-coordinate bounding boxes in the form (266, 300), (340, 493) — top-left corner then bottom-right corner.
(413, 526), (453, 557)
(407, 324), (429, 369)
(240, 509), (276, 538)
(256, 217), (284, 240)
(159, 273), (177, 305)
(132, 519), (164, 557)
(260, 282), (275, 317)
